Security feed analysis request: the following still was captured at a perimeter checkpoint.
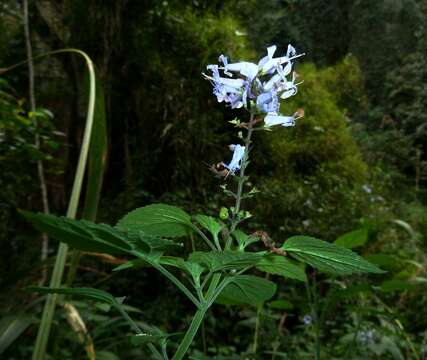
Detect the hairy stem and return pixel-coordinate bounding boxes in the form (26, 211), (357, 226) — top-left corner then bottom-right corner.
(226, 113), (255, 249)
(172, 273), (221, 360)
(135, 253), (201, 308)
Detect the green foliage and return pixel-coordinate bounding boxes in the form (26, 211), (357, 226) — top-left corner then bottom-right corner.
(195, 215), (222, 246)
(216, 275), (277, 306)
(22, 211), (134, 255)
(257, 255), (307, 282)
(116, 204), (193, 238)
(282, 236), (385, 275)
(188, 251), (262, 272)
(27, 287), (126, 311)
(1, 1), (427, 359)
(334, 227), (369, 249)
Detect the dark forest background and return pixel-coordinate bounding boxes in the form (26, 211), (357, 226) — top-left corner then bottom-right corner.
(1, 0), (427, 359)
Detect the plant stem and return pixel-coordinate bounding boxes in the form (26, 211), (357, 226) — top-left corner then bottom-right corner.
(136, 253), (201, 308)
(172, 273), (221, 360)
(253, 304), (263, 354)
(305, 276), (320, 360)
(190, 224), (217, 250)
(226, 113), (255, 249)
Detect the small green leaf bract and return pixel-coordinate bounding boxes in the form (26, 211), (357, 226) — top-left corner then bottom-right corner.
(282, 236), (385, 275)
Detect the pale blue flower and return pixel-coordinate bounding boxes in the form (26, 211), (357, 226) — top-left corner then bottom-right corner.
(264, 114), (295, 127)
(258, 44), (303, 75)
(204, 44), (304, 121)
(203, 65), (246, 108)
(219, 54), (259, 81)
(256, 89), (279, 114)
(302, 314), (313, 325)
(222, 144), (245, 175)
(264, 109), (304, 128)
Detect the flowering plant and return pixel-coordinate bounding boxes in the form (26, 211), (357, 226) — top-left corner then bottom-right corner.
(24, 44), (383, 360)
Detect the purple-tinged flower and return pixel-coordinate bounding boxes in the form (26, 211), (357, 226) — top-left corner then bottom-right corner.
(222, 144), (245, 175)
(203, 65), (246, 107)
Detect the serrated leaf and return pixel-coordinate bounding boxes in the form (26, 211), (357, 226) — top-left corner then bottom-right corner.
(21, 211), (133, 255)
(334, 228), (369, 249)
(116, 204), (192, 238)
(282, 236), (385, 275)
(26, 287), (122, 307)
(0, 316), (33, 354)
(112, 254), (162, 272)
(188, 251), (262, 272)
(257, 255), (307, 282)
(232, 230), (260, 250)
(126, 231), (182, 254)
(195, 215), (222, 239)
(216, 275), (276, 306)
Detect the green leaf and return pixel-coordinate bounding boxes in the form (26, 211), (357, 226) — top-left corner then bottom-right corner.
(216, 275), (277, 306)
(95, 351), (121, 360)
(158, 257), (205, 279)
(194, 215), (222, 239)
(334, 228), (369, 249)
(269, 299), (294, 310)
(26, 287), (123, 307)
(21, 211), (133, 255)
(365, 254), (400, 271)
(380, 280), (416, 293)
(0, 316), (33, 354)
(188, 251), (262, 272)
(282, 236), (385, 275)
(331, 284), (372, 299)
(116, 204), (192, 238)
(82, 71), (108, 221)
(232, 230), (260, 250)
(126, 231), (182, 254)
(257, 255), (307, 282)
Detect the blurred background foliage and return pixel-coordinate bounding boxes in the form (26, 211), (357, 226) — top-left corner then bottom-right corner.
(0, 0), (427, 358)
